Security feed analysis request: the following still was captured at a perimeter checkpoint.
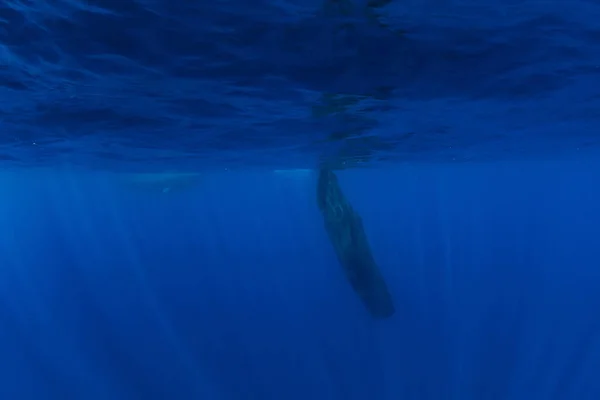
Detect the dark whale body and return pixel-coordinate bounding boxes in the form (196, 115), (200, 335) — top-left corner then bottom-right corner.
(317, 169), (395, 318)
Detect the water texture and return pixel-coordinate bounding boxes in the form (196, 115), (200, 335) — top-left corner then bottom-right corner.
(2, 0), (600, 169)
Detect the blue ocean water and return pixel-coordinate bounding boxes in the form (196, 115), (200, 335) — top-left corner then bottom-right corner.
(2, 0), (600, 399)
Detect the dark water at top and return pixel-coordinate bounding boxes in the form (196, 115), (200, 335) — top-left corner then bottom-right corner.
(2, 0), (600, 169)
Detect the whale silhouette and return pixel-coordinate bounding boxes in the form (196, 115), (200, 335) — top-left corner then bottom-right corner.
(317, 169), (395, 318)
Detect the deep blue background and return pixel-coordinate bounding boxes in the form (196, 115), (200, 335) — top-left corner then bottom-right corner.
(1, 159), (600, 399)
(2, 0), (600, 398)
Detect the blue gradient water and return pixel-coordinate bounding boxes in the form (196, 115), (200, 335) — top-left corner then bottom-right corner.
(2, 0), (600, 399)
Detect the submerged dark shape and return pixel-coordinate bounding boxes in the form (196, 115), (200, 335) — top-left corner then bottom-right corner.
(317, 169), (395, 318)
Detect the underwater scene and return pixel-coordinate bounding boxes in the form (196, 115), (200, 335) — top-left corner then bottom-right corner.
(1, 0), (600, 398)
